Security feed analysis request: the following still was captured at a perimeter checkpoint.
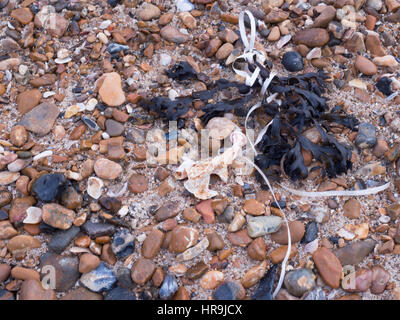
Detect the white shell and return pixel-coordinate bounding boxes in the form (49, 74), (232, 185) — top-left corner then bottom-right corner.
(55, 57), (72, 64)
(23, 207), (43, 224)
(33, 150), (53, 161)
(87, 177), (103, 199)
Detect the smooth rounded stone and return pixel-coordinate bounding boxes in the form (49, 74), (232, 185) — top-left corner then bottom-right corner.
(115, 267), (135, 289)
(284, 268), (316, 298)
(61, 186), (82, 210)
(48, 226), (80, 253)
(0, 264), (11, 282)
(177, 237), (209, 262)
(7, 159), (30, 172)
(42, 203), (75, 230)
(271, 221), (305, 244)
(155, 202), (180, 221)
(87, 177), (103, 199)
(312, 247), (342, 289)
(334, 239), (377, 266)
(81, 221), (116, 238)
(7, 235), (41, 256)
(281, 51), (304, 72)
(111, 229), (135, 258)
(227, 229), (253, 247)
(61, 287), (103, 300)
(247, 237), (267, 261)
(206, 231), (225, 252)
(142, 229), (165, 259)
(0, 171), (20, 185)
(293, 28), (330, 47)
(195, 200), (215, 224)
(243, 199), (265, 216)
(0, 37), (20, 56)
(105, 119), (124, 137)
(215, 43), (234, 60)
(312, 5), (336, 28)
(0, 58), (20, 71)
(213, 281), (245, 300)
(11, 7), (33, 24)
(356, 123), (376, 149)
(79, 253), (101, 273)
(94, 158), (122, 180)
(355, 56), (378, 75)
(0, 191), (12, 207)
(23, 207), (42, 224)
(303, 287), (326, 300)
(201, 270), (224, 290)
(19, 280), (56, 300)
(99, 197), (121, 214)
(371, 266), (390, 294)
(367, 0), (383, 10)
(160, 26), (189, 44)
(128, 174), (148, 194)
(247, 216), (282, 238)
(99, 72), (126, 107)
(241, 261), (267, 289)
(137, 3), (161, 20)
(131, 258), (156, 286)
(80, 262), (117, 292)
(269, 245), (297, 264)
(0, 221), (18, 240)
(10, 125), (28, 147)
(9, 196), (36, 224)
(31, 173), (66, 202)
(343, 198), (361, 219)
(39, 253), (79, 292)
(169, 226), (199, 253)
(302, 221), (319, 243)
(185, 261), (208, 281)
(205, 117), (236, 140)
(105, 286), (137, 300)
(159, 274), (178, 299)
(19, 103), (59, 136)
(17, 90), (41, 114)
(176, 0), (195, 11)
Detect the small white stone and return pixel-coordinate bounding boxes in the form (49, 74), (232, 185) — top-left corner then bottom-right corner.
(126, 104), (133, 114)
(118, 205), (129, 217)
(176, 0), (195, 12)
(85, 98), (98, 111)
(379, 215), (391, 223)
(159, 53), (172, 66)
(168, 89), (178, 101)
(136, 233), (147, 243)
(43, 91), (56, 98)
(19, 64), (28, 75)
(100, 20), (112, 29)
(23, 207), (43, 224)
(97, 32), (108, 44)
(33, 150), (53, 161)
(55, 57), (72, 64)
(338, 228), (355, 241)
(91, 144), (99, 151)
(87, 177), (104, 199)
(57, 48), (70, 59)
(66, 170), (82, 181)
(102, 132), (110, 139)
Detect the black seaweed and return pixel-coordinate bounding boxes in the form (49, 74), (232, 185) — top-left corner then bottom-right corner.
(165, 62), (198, 81)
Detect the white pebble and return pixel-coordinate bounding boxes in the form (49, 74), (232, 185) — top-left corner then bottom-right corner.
(136, 233), (147, 243)
(57, 48), (70, 59)
(55, 57), (72, 64)
(168, 89), (178, 101)
(19, 65), (28, 75)
(85, 98), (98, 111)
(379, 215), (391, 223)
(43, 91), (55, 98)
(33, 150), (53, 161)
(23, 207), (43, 224)
(97, 32), (108, 44)
(100, 20), (112, 29)
(118, 205), (129, 218)
(102, 132), (110, 139)
(176, 0), (195, 12)
(160, 53), (172, 66)
(87, 177), (103, 199)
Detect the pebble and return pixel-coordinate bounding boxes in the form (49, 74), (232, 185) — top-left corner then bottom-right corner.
(80, 262), (117, 292)
(228, 229), (253, 246)
(99, 73), (126, 107)
(48, 226), (80, 253)
(87, 177), (104, 199)
(281, 51), (304, 72)
(81, 221), (116, 238)
(11, 8), (33, 24)
(10, 125), (28, 147)
(177, 237), (209, 262)
(61, 287), (103, 300)
(138, 3), (161, 20)
(176, 0), (195, 12)
(371, 266), (390, 294)
(206, 117), (236, 140)
(213, 281), (245, 300)
(343, 198), (361, 219)
(155, 202), (180, 221)
(312, 5), (336, 28)
(131, 258), (156, 285)
(216, 43), (234, 60)
(111, 229), (135, 258)
(243, 199), (265, 216)
(39, 253), (79, 292)
(0, 191), (11, 207)
(343, 268), (372, 292)
(19, 103), (60, 136)
(269, 245), (297, 264)
(42, 203), (75, 230)
(19, 280), (56, 300)
(79, 253), (101, 273)
(355, 56), (378, 75)
(312, 247), (342, 288)
(128, 174), (148, 194)
(355, 122), (377, 149)
(252, 264), (277, 300)
(160, 26), (189, 44)
(334, 239), (377, 265)
(303, 287), (326, 300)
(7, 235), (41, 256)
(200, 271), (224, 290)
(0, 264), (11, 282)
(105, 119), (124, 137)
(94, 158), (122, 180)
(302, 221), (319, 243)
(142, 229), (165, 259)
(195, 200), (215, 224)
(284, 268), (316, 297)
(247, 237), (267, 260)
(23, 207), (42, 224)
(169, 226), (198, 253)
(271, 221), (305, 244)
(0, 171), (20, 185)
(0, 220), (17, 240)
(241, 261), (267, 288)
(247, 216), (282, 238)
(105, 286), (136, 300)
(159, 274), (178, 299)
(293, 28), (330, 47)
